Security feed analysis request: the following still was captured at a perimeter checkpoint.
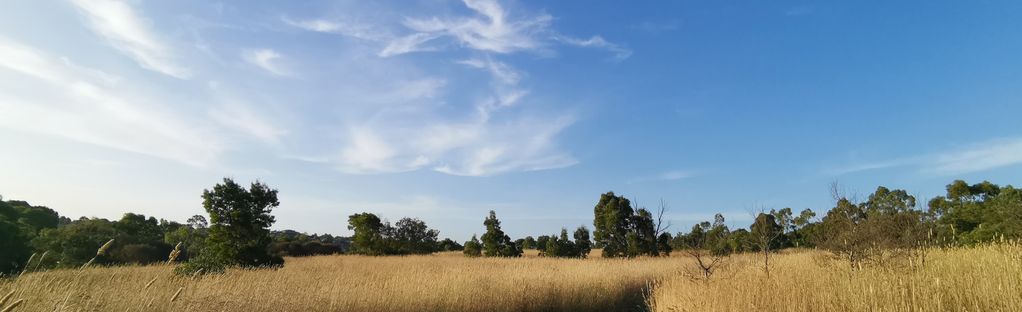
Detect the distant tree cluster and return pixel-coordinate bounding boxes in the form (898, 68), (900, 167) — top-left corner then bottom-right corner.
(346, 212), (449, 255)
(928, 180), (1022, 244)
(1, 199), (62, 274)
(0, 178), (349, 276)
(539, 227), (592, 258)
(269, 230), (349, 257)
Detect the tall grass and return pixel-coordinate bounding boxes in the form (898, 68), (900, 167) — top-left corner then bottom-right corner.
(2, 245), (1019, 311)
(648, 243), (1022, 312)
(0, 250), (674, 312)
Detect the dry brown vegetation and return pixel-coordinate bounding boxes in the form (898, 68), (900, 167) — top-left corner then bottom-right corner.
(0, 250), (670, 312)
(649, 243), (1022, 312)
(2, 245), (1020, 312)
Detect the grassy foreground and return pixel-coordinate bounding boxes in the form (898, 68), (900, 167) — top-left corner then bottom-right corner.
(649, 243), (1022, 312)
(2, 245), (1020, 312)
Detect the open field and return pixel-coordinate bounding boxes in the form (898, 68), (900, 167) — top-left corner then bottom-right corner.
(2, 245), (1021, 312)
(649, 243), (1022, 312)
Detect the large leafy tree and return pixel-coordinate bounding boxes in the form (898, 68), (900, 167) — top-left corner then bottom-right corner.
(593, 192), (662, 257)
(347, 213), (441, 255)
(593, 192), (634, 257)
(393, 218), (440, 254)
(348, 213), (386, 255)
(198, 178), (283, 270)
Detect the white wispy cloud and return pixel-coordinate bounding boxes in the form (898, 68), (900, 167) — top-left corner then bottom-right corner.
(379, 33), (441, 57)
(395, 0), (552, 55)
(828, 138), (1022, 176)
(242, 49), (290, 76)
(824, 158), (917, 175)
(627, 170), (695, 184)
(659, 170), (694, 181)
(555, 35), (633, 60)
(282, 17), (390, 41)
(330, 111), (576, 176)
(0, 38), (221, 165)
(69, 0), (191, 78)
(293, 0), (628, 60)
(39, 0), (600, 177)
(457, 57), (521, 85)
(929, 138), (1022, 175)
(207, 98), (287, 145)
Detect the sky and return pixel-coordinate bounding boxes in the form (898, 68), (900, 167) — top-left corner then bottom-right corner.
(2, 0), (1022, 241)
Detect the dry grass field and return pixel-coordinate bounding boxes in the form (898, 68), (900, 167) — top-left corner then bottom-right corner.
(2, 245), (1020, 312)
(649, 243), (1022, 312)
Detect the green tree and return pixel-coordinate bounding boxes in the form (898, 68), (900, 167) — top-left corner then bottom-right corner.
(392, 217), (440, 254)
(523, 236), (537, 249)
(929, 180), (1022, 244)
(573, 226), (592, 258)
(790, 209), (817, 247)
(111, 213), (171, 263)
(480, 211), (521, 257)
(656, 232), (673, 256)
(437, 238), (463, 251)
(817, 186), (927, 270)
(164, 219), (208, 261)
(545, 230), (566, 257)
(187, 178), (283, 274)
(463, 235), (482, 257)
(593, 192), (662, 257)
(629, 208), (658, 257)
(535, 235), (551, 253)
(593, 192), (634, 257)
(0, 212), (31, 274)
(347, 213), (386, 255)
(33, 217), (118, 268)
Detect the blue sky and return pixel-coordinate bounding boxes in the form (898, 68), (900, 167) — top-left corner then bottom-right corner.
(1, 0), (1021, 241)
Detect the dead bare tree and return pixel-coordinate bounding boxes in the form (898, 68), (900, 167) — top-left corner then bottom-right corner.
(653, 199), (671, 255)
(749, 210), (784, 277)
(681, 214), (730, 280)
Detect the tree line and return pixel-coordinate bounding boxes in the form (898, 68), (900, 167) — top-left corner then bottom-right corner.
(3, 178), (1020, 276)
(0, 178), (346, 275)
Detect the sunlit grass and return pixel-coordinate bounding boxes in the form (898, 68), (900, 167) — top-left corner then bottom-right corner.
(3, 244), (1019, 312)
(649, 243), (1022, 312)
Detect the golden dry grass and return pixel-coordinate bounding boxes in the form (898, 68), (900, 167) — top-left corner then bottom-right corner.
(0, 249), (678, 312)
(2, 245), (1020, 312)
(649, 243), (1022, 312)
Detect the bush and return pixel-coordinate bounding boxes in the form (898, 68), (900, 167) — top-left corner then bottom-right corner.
(174, 254), (228, 276)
